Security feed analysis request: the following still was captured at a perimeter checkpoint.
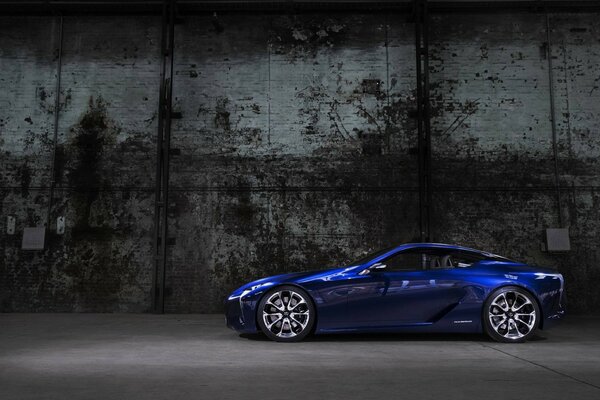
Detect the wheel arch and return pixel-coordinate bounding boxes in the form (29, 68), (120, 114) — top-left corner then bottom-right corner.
(484, 283), (545, 329)
(254, 283), (319, 334)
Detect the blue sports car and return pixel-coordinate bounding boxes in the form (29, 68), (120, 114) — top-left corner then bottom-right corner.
(225, 243), (565, 343)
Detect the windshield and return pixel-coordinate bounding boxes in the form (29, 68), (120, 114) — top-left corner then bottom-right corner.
(348, 246), (396, 266)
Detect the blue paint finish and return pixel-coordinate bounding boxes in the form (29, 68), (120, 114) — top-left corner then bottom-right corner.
(224, 243), (565, 336)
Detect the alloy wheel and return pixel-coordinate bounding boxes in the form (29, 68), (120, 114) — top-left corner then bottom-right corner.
(488, 290), (537, 340)
(261, 289), (311, 339)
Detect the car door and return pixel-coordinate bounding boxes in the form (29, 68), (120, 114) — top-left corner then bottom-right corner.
(346, 248), (467, 327)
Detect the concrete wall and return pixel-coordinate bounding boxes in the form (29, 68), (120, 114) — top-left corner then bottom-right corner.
(0, 12), (598, 313)
(0, 16), (160, 311)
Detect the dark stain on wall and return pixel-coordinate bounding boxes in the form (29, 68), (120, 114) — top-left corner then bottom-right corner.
(67, 96), (116, 235)
(359, 131), (383, 156)
(361, 79), (385, 100)
(17, 163), (31, 198)
(53, 144), (66, 186)
(270, 15), (347, 60)
(214, 97), (231, 132)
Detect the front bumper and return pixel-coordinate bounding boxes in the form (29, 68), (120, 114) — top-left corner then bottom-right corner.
(224, 293), (260, 334)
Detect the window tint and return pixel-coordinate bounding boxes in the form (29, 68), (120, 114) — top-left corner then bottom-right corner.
(379, 248), (487, 271)
(430, 249), (485, 269)
(349, 246), (395, 266)
(381, 250), (427, 271)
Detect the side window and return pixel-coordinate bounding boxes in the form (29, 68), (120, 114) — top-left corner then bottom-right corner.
(381, 250), (428, 272)
(431, 251), (486, 269)
(450, 251), (486, 268)
(379, 248), (488, 271)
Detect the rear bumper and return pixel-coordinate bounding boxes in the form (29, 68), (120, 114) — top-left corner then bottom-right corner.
(541, 276), (566, 329)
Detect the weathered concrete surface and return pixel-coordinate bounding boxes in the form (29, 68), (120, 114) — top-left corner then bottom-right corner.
(166, 14), (418, 311)
(1, 13), (599, 313)
(428, 13), (600, 314)
(1, 314), (599, 400)
(0, 16), (161, 312)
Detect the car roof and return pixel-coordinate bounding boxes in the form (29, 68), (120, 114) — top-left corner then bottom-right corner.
(385, 242), (510, 260)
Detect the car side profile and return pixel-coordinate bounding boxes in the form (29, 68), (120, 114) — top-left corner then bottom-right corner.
(225, 243), (565, 343)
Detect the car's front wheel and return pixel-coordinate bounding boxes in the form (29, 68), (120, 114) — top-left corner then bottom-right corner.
(484, 286), (540, 343)
(257, 285), (315, 342)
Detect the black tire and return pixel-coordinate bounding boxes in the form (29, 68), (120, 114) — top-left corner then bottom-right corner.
(483, 286), (540, 343)
(257, 285), (315, 342)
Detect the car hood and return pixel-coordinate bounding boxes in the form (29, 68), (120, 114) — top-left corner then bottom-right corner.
(228, 265), (359, 298)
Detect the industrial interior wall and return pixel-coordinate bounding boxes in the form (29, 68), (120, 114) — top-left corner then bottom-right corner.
(0, 13), (598, 313)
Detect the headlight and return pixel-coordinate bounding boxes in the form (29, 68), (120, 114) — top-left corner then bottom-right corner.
(241, 282), (273, 298)
(249, 282), (273, 292)
(227, 282), (274, 301)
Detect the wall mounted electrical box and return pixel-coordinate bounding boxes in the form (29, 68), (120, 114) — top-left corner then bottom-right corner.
(57, 216), (65, 235)
(22, 227), (46, 250)
(546, 228), (570, 252)
(6, 216), (16, 235)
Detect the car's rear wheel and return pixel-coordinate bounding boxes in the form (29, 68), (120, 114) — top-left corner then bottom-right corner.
(257, 286), (315, 342)
(484, 286), (540, 343)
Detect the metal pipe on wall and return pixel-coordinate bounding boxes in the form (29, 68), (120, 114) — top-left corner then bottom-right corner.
(545, 12), (563, 227)
(46, 14), (64, 231)
(152, 0), (176, 314)
(415, 0), (433, 242)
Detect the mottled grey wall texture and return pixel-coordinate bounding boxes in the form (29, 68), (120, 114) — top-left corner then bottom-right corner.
(0, 13), (599, 314)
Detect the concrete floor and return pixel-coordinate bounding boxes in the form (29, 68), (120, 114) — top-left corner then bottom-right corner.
(1, 314), (599, 400)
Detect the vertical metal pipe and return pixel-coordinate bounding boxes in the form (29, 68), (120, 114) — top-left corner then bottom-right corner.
(423, 1), (432, 242)
(415, 1), (424, 241)
(160, 0), (175, 312)
(545, 12), (563, 227)
(152, 3), (166, 314)
(415, 0), (432, 242)
(152, 0), (176, 313)
(47, 14), (64, 231)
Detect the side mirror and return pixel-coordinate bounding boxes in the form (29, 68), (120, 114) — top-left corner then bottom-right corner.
(359, 262), (387, 275)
